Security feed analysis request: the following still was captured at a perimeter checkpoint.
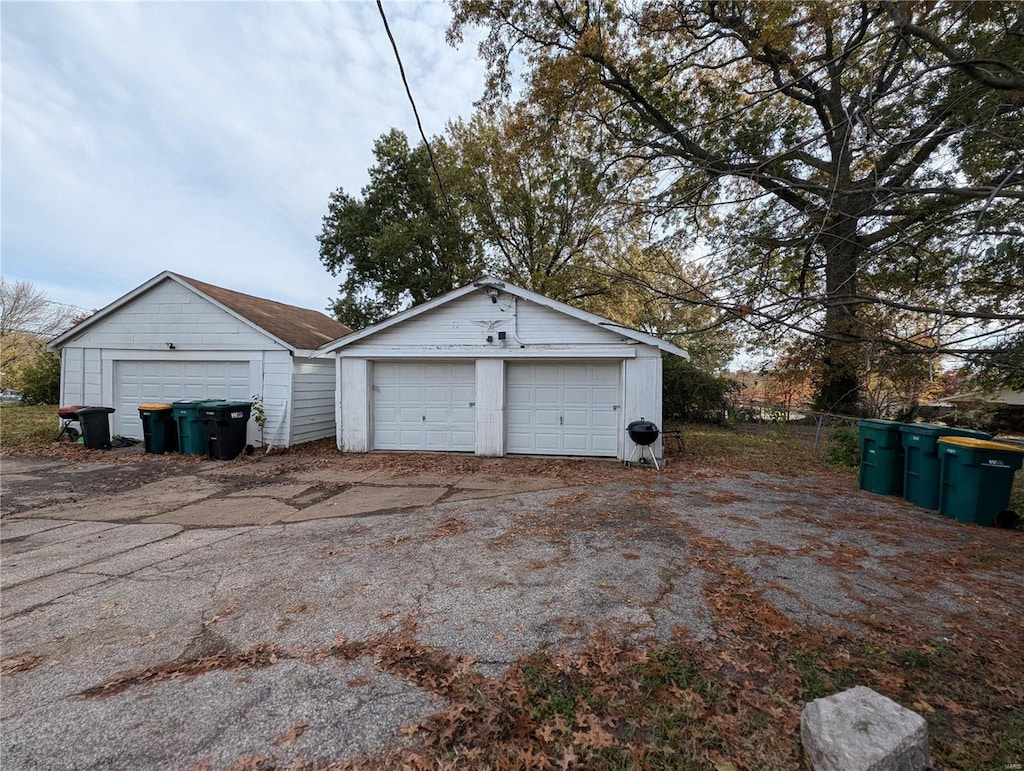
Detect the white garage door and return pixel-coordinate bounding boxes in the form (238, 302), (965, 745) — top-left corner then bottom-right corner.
(372, 362), (475, 451)
(114, 360), (252, 439)
(507, 362), (620, 457)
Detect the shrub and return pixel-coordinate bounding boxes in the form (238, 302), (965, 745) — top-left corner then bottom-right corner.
(662, 355), (738, 424)
(12, 351), (61, 405)
(826, 424), (859, 468)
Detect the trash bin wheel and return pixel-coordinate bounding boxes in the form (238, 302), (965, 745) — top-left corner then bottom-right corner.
(995, 510), (1020, 529)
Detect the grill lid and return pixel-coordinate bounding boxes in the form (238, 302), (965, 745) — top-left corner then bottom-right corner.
(627, 419), (660, 445)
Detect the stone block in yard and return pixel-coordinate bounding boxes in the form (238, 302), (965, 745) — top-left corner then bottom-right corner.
(801, 686), (929, 771)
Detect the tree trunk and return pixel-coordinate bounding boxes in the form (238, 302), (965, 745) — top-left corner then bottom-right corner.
(817, 212), (863, 415)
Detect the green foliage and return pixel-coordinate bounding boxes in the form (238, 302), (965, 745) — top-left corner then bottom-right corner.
(11, 351), (60, 405)
(318, 129), (483, 328)
(825, 424), (859, 469)
(662, 355), (737, 424)
(251, 393), (266, 446)
(451, 0), (1024, 415)
(966, 329), (1024, 390)
(445, 104), (642, 308)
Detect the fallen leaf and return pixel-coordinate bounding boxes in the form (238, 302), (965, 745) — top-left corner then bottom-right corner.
(271, 722), (309, 747)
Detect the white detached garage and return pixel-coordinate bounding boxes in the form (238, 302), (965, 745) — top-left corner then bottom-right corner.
(321, 277), (687, 461)
(48, 271), (351, 448)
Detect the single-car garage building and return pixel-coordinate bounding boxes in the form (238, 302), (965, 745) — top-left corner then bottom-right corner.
(320, 277), (687, 461)
(48, 271), (351, 448)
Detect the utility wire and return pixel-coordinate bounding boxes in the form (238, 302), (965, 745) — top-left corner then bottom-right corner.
(375, 0), (454, 215)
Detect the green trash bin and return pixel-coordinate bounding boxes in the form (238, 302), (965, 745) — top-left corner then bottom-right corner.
(172, 399), (227, 455)
(899, 423), (992, 510)
(138, 403), (178, 454)
(857, 419), (905, 496)
(938, 437), (1024, 527)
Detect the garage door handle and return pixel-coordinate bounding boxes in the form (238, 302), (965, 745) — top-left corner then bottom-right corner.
(422, 415), (426, 421)
(559, 416), (563, 425)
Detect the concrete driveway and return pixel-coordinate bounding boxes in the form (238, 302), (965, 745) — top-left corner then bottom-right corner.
(1, 451), (1021, 769)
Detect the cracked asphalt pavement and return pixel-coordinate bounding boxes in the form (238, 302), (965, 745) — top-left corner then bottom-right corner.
(1, 451), (1021, 768)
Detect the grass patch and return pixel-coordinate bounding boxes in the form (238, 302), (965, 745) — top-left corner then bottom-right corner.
(0, 402), (58, 450)
(666, 423), (834, 475)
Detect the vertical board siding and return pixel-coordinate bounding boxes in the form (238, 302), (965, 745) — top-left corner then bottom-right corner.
(60, 349), (85, 406)
(83, 349), (103, 406)
(475, 359), (505, 456)
(340, 358), (371, 452)
(261, 350), (292, 448)
(290, 357), (336, 444)
(623, 353), (663, 458)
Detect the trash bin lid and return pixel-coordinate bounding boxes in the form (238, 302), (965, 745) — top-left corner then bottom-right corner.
(857, 419), (902, 429)
(898, 422), (990, 437)
(139, 403), (173, 410)
(937, 436), (1024, 453)
(75, 406), (116, 415)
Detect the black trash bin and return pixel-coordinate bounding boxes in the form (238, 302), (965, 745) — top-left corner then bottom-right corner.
(75, 407), (116, 450)
(198, 401), (252, 460)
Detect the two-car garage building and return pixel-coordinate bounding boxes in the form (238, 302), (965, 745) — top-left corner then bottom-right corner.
(322, 278), (687, 462)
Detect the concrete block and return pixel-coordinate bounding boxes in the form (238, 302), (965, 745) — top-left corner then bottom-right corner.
(801, 686), (928, 771)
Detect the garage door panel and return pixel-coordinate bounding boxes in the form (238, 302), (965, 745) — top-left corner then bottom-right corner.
(115, 360), (252, 440)
(373, 361), (475, 451)
(534, 409), (560, 426)
(451, 406), (475, 423)
(563, 434), (590, 452)
(451, 385), (475, 403)
(562, 410), (589, 428)
(506, 363), (620, 457)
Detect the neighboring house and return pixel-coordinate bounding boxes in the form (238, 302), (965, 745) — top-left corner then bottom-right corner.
(48, 271), (351, 448)
(925, 389), (1024, 433)
(319, 277), (688, 461)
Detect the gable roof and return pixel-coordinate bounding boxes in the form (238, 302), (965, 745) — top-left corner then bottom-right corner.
(49, 271), (351, 352)
(318, 276), (688, 359)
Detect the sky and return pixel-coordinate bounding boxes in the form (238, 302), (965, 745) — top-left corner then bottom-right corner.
(1, 0), (487, 317)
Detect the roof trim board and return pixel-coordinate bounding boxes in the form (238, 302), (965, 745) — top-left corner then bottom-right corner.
(48, 271), (349, 352)
(317, 277), (689, 359)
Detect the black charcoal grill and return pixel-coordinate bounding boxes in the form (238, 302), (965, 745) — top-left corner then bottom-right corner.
(625, 419), (661, 470)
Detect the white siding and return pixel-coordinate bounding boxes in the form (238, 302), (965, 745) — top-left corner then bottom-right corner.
(290, 356), (336, 445)
(260, 350), (291, 448)
(475, 359), (504, 457)
(60, 348), (85, 406)
(83, 349), (103, 406)
(65, 280), (276, 351)
(623, 351), (664, 458)
(340, 358), (371, 452)
(342, 292), (628, 354)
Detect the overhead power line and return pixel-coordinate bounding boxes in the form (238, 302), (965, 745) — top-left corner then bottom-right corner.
(375, 0), (453, 215)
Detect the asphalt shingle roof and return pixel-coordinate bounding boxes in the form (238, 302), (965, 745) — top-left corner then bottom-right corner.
(175, 274), (351, 350)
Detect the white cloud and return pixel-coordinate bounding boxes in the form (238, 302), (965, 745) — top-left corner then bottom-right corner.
(1, 0), (486, 313)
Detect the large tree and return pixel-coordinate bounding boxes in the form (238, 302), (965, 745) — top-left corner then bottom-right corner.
(445, 103), (649, 307)
(0, 278), (76, 392)
(318, 129), (482, 328)
(450, 0), (1024, 412)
